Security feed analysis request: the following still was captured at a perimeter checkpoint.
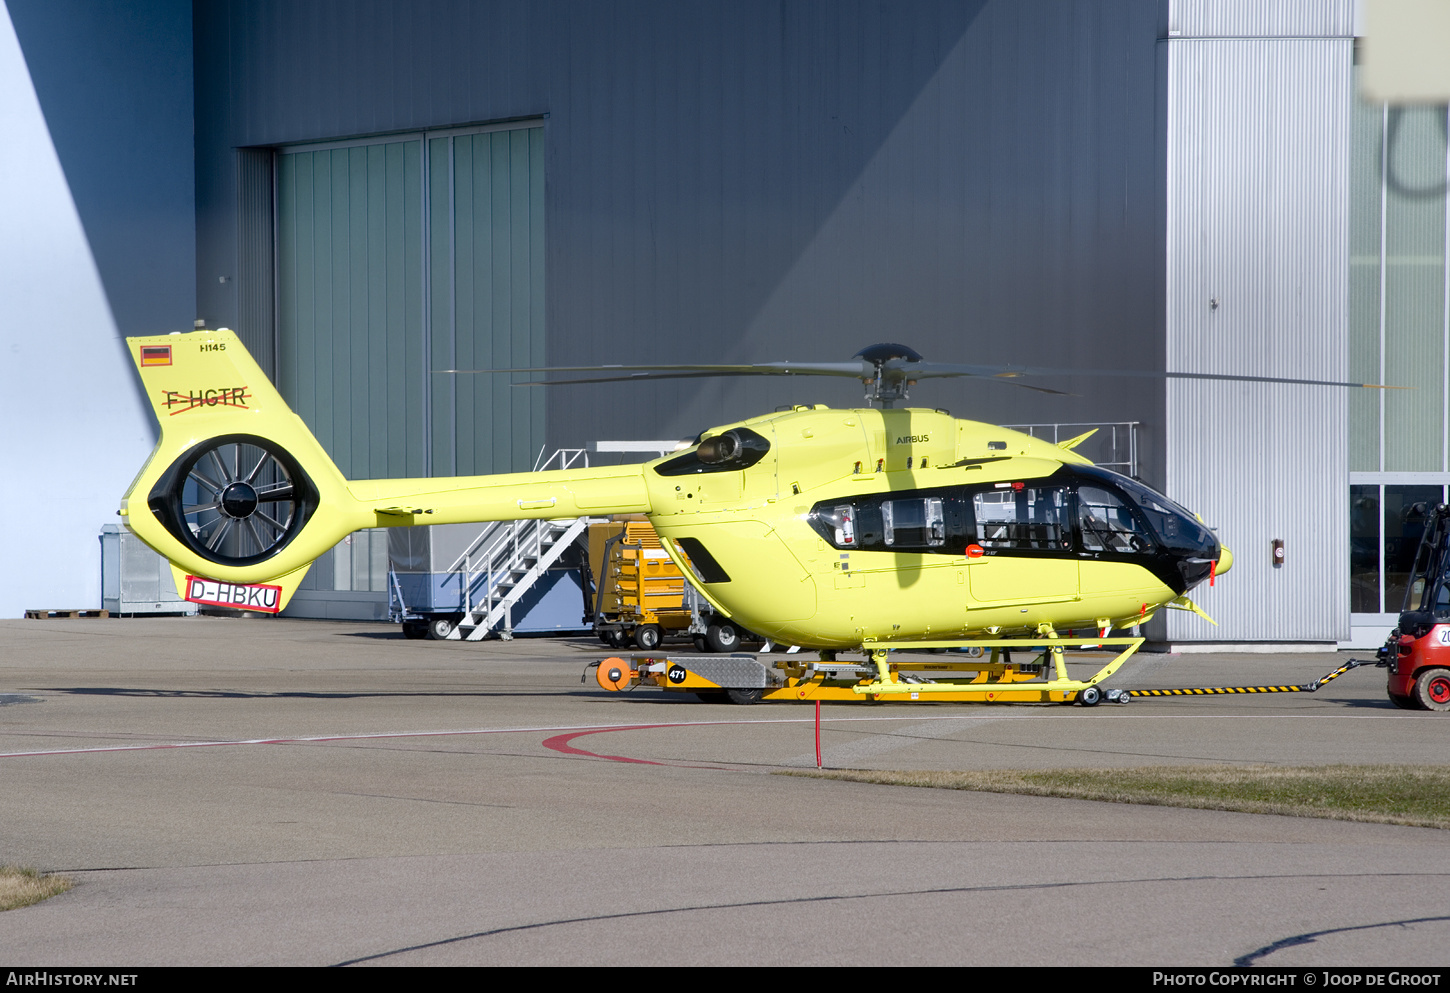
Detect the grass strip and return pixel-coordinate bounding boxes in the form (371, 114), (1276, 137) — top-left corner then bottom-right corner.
(0, 866), (73, 911)
(783, 765), (1450, 829)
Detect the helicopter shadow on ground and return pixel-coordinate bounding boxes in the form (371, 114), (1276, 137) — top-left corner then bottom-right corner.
(335, 631), (607, 648)
(27, 686), (607, 701)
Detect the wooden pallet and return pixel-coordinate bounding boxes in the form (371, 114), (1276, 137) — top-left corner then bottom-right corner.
(24, 609), (110, 620)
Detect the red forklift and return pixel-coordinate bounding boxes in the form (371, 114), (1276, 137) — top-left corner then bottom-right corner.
(1380, 504), (1450, 710)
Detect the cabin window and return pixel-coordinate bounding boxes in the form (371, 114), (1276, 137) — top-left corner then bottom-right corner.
(882, 496), (945, 548)
(808, 487), (967, 553)
(973, 486), (1070, 550)
(853, 500), (885, 547)
(820, 504), (856, 546)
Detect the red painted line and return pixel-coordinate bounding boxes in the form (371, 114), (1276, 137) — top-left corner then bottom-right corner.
(1, 718), (758, 761)
(0, 723), (679, 760)
(541, 725), (673, 765)
(3, 711), (1408, 764)
(540, 723), (735, 769)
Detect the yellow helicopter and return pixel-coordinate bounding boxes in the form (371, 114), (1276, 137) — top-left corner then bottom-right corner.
(117, 331), (1382, 706)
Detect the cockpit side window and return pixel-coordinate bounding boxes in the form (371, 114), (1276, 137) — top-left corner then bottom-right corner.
(1078, 486), (1153, 554)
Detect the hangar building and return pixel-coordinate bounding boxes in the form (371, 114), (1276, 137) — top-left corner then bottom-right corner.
(0, 0), (1443, 649)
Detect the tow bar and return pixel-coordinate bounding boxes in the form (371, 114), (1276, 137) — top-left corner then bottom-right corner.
(1126, 657), (1385, 698)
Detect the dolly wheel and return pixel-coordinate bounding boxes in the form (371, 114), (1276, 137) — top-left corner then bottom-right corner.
(635, 624), (663, 651)
(1077, 685), (1102, 707)
(1412, 668), (1450, 712)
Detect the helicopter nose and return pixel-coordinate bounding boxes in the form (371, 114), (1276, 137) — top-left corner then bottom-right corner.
(1216, 545), (1233, 576)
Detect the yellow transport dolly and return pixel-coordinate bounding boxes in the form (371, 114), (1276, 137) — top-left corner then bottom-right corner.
(590, 628), (1144, 705)
(588, 520), (696, 651)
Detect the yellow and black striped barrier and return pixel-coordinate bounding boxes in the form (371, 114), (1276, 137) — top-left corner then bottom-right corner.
(1126, 658), (1379, 699)
(1130, 684), (1305, 697)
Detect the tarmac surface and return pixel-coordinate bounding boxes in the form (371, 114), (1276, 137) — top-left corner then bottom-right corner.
(2, 615), (1448, 967)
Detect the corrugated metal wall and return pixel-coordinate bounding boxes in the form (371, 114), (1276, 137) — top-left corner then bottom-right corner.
(276, 139), (428, 479)
(1164, 3), (1352, 641)
(1164, 0), (1355, 40)
(428, 125), (547, 477)
(271, 122), (546, 481)
(235, 147), (274, 378)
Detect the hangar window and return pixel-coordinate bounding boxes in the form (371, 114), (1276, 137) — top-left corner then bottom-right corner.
(1350, 483), (1445, 616)
(1347, 85), (1450, 640)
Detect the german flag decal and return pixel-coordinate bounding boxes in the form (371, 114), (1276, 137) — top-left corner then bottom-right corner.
(139, 344), (172, 367)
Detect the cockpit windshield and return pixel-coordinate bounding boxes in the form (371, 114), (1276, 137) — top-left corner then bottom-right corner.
(1078, 467), (1217, 557)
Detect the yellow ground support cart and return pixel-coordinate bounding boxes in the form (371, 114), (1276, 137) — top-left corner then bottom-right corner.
(588, 520), (697, 651)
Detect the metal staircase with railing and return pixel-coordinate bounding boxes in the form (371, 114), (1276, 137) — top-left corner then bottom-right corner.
(447, 516), (592, 640)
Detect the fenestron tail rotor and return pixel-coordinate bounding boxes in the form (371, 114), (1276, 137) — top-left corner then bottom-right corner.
(147, 435), (319, 568)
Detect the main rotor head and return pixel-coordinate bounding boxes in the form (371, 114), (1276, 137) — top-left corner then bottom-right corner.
(853, 343), (925, 407)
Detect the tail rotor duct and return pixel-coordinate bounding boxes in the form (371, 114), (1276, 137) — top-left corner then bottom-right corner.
(147, 435), (318, 567)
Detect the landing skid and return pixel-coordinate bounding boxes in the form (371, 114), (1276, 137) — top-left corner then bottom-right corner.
(592, 631), (1145, 705)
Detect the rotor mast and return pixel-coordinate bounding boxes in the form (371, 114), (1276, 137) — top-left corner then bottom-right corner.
(855, 343), (922, 408)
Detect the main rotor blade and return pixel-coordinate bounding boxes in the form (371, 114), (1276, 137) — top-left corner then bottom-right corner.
(909, 363), (1406, 390)
(440, 361), (868, 377)
(515, 370), (816, 386)
(441, 357), (1402, 392)
(509, 369), (1073, 395)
